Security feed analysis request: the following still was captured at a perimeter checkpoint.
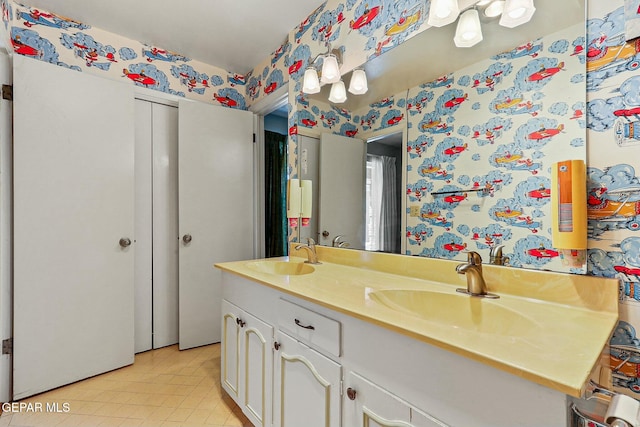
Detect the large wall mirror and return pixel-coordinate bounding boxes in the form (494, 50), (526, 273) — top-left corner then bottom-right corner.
(294, 0), (586, 274)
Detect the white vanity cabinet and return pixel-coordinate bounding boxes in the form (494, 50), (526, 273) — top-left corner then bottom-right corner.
(343, 372), (447, 427)
(273, 330), (342, 427)
(219, 271), (569, 427)
(221, 299), (274, 427)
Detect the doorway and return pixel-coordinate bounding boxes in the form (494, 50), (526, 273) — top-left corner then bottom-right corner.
(365, 132), (403, 254)
(264, 109), (288, 258)
(134, 99), (179, 353)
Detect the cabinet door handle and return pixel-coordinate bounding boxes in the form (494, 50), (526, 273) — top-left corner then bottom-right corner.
(347, 387), (357, 400)
(236, 318), (246, 328)
(294, 319), (315, 330)
(274, 342), (280, 350)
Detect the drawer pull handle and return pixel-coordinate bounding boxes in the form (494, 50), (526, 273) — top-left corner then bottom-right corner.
(294, 319), (315, 330)
(274, 342), (281, 350)
(236, 318), (246, 328)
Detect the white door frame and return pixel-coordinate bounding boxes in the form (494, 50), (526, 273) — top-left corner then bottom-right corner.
(249, 86), (288, 259)
(0, 51), (13, 404)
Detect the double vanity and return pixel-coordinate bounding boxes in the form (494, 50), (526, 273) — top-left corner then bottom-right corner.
(215, 245), (619, 427)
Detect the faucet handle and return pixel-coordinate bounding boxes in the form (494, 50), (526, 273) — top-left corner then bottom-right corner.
(465, 251), (482, 265)
(490, 245), (504, 257)
(306, 237), (316, 247)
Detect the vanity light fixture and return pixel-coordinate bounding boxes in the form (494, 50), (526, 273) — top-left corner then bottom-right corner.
(430, 0), (535, 48)
(427, 0), (460, 27)
(454, 8), (483, 48)
(348, 69), (368, 95)
(499, 0), (536, 28)
(302, 42), (368, 103)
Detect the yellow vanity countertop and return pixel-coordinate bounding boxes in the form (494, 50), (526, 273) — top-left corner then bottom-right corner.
(215, 247), (619, 398)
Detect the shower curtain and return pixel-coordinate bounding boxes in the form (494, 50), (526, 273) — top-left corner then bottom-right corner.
(366, 154), (399, 253)
(265, 130), (287, 257)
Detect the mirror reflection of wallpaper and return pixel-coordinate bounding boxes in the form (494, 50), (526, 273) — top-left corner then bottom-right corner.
(403, 24), (586, 273)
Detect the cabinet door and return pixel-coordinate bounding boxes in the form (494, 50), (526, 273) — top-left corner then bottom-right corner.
(240, 310), (273, 427)
(344, 372), (412, 427)
(221, 300), (241, 400)
(344, 372), (448, 427)
(273, 331), (342, 427)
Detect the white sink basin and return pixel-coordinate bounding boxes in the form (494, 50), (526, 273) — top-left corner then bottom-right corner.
(247, 260), (315, 276)
(370, 289), (537, 335)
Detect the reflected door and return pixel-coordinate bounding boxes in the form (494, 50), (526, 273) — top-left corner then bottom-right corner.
(319, 133), (366, 249)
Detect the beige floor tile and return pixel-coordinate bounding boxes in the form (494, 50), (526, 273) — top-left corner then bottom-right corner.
(5, 344), (247, 427)
(164, 407), (192, 423)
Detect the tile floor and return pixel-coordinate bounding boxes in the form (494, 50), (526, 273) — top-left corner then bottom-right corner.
(0, 344), (252, 427)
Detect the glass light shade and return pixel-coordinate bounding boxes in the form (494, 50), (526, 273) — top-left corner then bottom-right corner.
(427, 0), (460, 27)
(320, 54), (341, 84)
(302, 67), (320, 94)
(348, 69), (368, 95)
(328, 81), (347, 103)
(454, 9), (483, 48)
(484, 0), (505, 18)
(499, 0), (535, 28)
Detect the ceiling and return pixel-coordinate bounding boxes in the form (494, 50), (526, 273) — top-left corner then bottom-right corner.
(15, 0), (325, 74)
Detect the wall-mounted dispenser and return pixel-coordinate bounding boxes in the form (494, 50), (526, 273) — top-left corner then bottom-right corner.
(287, 179), (313, 228)
(287, 179), (301, 228)
(300, 180), (312, 227)
(551, 160), (587, 267)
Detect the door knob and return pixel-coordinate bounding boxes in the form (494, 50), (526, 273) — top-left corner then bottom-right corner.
(322, 230), (330, 238)
(119, 237), (132, 248)
(346, 387), (357, 400)
(182, 234), (192, 244)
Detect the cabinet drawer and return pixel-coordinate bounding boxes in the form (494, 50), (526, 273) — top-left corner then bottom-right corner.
(277, 298), (341, 357)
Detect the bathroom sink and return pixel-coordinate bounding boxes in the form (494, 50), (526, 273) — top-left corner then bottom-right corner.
(246, 260), (315, 276)
(370, 289), (536, 335)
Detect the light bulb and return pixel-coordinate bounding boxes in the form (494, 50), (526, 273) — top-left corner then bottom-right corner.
(508, 6), (526, 18)
(302, 68), (320, 94)
(348, 69), (368, 95)
(427, 0), (460, 27)
(320, 54), (341, 84)
(454, 9), (483, 48)
(484, 1), (505, 18)
(328, 81), (347, 103)
(499, 0), (535, 28)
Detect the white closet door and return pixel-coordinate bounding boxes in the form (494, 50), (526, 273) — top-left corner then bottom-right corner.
(319, 133), (366, 249)
(178, 101), (254, 350)
(13, 55), (135, 399)
(152, 103), (179, 348)
(134, 99), (153, 354)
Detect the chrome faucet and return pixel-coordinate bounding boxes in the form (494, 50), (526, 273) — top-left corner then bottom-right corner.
(332, 235), (350, 248)
(489, 245), (509, 266)
(456, 251), (499, 299)
(295, 238), (321, 264)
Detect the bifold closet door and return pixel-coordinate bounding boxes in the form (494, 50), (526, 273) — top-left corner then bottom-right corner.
(178, 101), (254, 350)
(13, 55), (135, 399)
(151, 103), (179, 349)
(134, 100), (179, 353)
